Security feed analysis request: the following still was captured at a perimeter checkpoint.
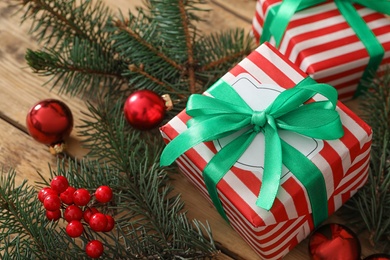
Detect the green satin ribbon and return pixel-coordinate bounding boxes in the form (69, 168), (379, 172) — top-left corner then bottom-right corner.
(260, 0), (390, 97)
(160, 77), (344, 227)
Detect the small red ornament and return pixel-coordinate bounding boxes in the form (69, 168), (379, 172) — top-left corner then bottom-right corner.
(123, 90), (166, 130)
(89, 213), (108, 232)
(364, 254), (390, 260)
(43, 194), (61, 211)
(309, 223), (361, 260)
(73, 188), (91, 206)
(103, 215), (115, 232)
(38, 187), (57, 203)
(60, 186), (77, 205)
(26, 99), (73, 151)
(50, 176), (69, 194)
(46, 209), (61, 221)
(83, 207), (99, 223)
(95, 186), (113, 203)
(85, 240), (104, 259)
(64, 205), (83, 222)
(66, 220), (84, 238)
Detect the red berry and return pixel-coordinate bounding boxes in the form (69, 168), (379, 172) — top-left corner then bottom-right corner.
(50, 176), (69, 194)
(38, 187), (57, 203)
(64, 205), (83, 222)
(85, 240), (104, 259)
(73, 188), (91, 206)
(89, 213), (107, 232)
(46, 209), (61, 221)
(66, 220), (84, 238)
(83, 207), (99, 223)
(94, 186), (113, 203)
(103, 215), (115, 232)
(43, 194), (61, 211)
(60, 186), (76, 205)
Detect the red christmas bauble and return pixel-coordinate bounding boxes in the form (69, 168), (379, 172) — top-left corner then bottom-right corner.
(26, 99), (73, 145)
(89, 213), (108, 232)
(94, 185), (113, 203)
(123, 90), (166, 130)
(85, 240), (104, 258)
(309, 223), (361, 260)
(364, 254), (390, 260)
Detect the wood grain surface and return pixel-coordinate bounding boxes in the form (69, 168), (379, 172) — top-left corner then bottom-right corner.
(0, 0), (377, 259)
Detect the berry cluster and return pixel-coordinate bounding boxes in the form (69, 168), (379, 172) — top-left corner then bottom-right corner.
(38, 176), (114, 258)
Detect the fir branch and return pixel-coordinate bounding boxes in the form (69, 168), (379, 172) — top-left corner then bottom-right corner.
(107, 11), (188, 99)
(198, 29), (254, 72)
(19, 0), (128, 96)
(347, 68), (390, 252)
(0, 170), (77, 259)
(13, 0), (255, 258)
(113, 18), (182, 71)
(19, 0), (112, 51)
(25, 38), (126, 96)
(76, 99), (217, 258)
(178, 0), (197, 93)
(127, 64), (187, 99)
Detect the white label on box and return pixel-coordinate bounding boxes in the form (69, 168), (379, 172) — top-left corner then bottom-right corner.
(213, 74), (323, 178)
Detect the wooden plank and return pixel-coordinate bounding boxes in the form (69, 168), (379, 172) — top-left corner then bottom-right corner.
(210, 0), (256, 24)
(0, 118), (57, 186)
(0, 1), (257, 259)
(0, 0), (378, 259)
(0, 1), (90, 158)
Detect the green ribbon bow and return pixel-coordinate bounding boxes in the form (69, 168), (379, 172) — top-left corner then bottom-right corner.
(160, 77), (344, 227)
(260, 0), (390, 97)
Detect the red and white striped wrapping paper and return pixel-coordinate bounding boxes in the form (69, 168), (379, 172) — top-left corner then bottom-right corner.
(252, 0), (390, 101)
(160, 42), (372, 259)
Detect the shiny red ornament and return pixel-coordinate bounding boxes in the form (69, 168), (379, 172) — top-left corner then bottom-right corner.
(43, 194), (61, 211)
(123, 90), (166, 130)
(46, 209), (61, 221)
(50, 176), (69, 194)
(26, 99), (73, 146)
(83, 207), (99, 223)
(309, 223), (361, 260)
(73, 188), (91, 206)
(364, 254), (390, 260)
(38, 187), (57, 203)
(89, 213), (108, 232)
(66, 220), (84, 238)
(64, 205), (83, 222)
(85, 240), (104, 259)
(94, 185), (113, 203)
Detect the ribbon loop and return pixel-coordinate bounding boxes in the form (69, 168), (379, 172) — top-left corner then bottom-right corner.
(160, 78), (344, 227)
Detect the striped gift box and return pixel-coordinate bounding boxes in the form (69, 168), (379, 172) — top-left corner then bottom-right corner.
(252, 0), (390, 101)
(160, 42), (372, 259)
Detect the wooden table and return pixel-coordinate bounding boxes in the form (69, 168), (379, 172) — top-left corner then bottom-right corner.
(0, 0), (378, 259)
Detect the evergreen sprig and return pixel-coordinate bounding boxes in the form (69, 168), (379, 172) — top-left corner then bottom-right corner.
(21, 0), (253, 107)
(347, 68), (390, 253)
(0, 170), (82, 259)
(10, 0), (254, 258)
(9, 0), (390, 257)
(20, 0), (127, 96)
(77, 98), (217, 258)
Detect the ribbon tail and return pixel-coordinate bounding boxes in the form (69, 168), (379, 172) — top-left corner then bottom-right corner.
(269, 0), (302, 46)
(335, 0), (385, 97)
(281, 139), (328, 227)
(203, 130), (257, 222)
(256, 122), (282, 210)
